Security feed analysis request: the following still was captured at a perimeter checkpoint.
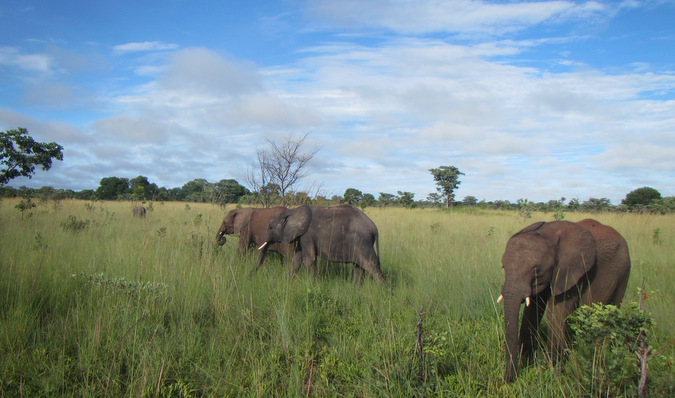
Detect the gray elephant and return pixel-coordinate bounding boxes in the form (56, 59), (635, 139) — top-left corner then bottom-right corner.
(255, 205), (385, 284)
(499, 219), (630, 382)
(215, 207), (294, 258)
(133, 206), (146, 218)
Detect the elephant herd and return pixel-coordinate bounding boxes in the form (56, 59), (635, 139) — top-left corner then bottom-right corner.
(215, 206), (631, 383)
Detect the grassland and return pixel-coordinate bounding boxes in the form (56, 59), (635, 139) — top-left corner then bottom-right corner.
(1, 199), (673, 396)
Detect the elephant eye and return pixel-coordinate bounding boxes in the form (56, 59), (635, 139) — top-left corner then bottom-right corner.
(533, 266), (541, 275)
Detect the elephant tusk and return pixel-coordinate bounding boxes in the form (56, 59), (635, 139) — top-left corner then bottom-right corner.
(258, 242), (268, 250)
(525, 297), (531, 307)
(497, 295), (503, 303)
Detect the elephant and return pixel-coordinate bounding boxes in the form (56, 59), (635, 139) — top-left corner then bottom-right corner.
(499, 219), (630, 382)
(133, 206), (146, 218)
(215, 206), (294, 259)
(254, 205), (385, 284)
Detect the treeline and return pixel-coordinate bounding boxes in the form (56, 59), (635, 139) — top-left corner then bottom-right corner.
(2, 176), (673, 214)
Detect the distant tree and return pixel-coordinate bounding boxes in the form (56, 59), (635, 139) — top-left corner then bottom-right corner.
(211, 179), (250, 206)
(249, 133), (319, 207)
(429, 166), (464, 208)
(648, 197), (675, 214)
(568, 198), (580, 212)
(462, 195), (478, 206)
(180, 179), (209, 202)
(581, 197), (612, 213)
(343, 188), (363, 206)
(1, 128), (64, 186)
(427, 193), (442, 206)
(360, 193), (376, 209)
(378, 192), (396, 207)
(129, 176), (158, 201)
(73, 189), (95, 201)
(397, 191), (416, 209)
(95, 177), (130, 200)
(622, 187), (662, 209)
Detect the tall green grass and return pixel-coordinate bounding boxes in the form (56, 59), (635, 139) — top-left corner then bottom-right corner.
(0, 200), (672, 396)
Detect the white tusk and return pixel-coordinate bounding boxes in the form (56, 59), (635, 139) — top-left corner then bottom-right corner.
(497, 295), (503, 303)
(525, 297), (531, 307)
(257, 242), (268, 250)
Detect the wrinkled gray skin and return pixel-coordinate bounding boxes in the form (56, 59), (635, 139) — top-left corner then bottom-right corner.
(255, 205), (384, 284)
(133, 206), (146, 218)
(500, 219), (630, 382)
(215, 207), (294, 262)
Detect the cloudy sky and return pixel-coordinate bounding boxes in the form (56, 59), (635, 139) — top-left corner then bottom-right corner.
(1, 0), (673, 204)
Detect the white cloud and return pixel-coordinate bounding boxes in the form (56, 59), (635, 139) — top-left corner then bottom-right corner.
(0, 46), (53, 72)
(113, 41), (179, 54)
(306, 0), (606, 35)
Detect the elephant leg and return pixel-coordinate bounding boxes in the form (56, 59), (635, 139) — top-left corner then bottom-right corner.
(353, 266), (364, 285)
(519, 292), (549, 364)
(289, 251), (303, 279)
(546, 291), (580, 364)
(238, 238), (249, 256)
(304, 255), (318, 280)
(353, 250), (384, 284)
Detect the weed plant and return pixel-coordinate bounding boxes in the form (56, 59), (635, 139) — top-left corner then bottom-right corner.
(0, 199), (673, 396)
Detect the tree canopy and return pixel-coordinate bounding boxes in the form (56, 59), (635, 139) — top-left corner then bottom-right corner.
(622, 187), (662, 209)
(1, 128), (64, 186)
(429, 166), (464, 208)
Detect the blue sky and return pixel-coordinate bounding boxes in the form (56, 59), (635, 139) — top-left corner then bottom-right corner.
(1, 0), (673, 204)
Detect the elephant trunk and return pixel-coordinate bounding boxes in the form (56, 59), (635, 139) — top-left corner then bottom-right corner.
(250, 242), (270, 278)
(216, 232), (227, 246)
(503, 293), (523, 383)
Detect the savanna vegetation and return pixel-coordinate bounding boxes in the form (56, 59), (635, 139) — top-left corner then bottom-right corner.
(1, 199), (673, 396)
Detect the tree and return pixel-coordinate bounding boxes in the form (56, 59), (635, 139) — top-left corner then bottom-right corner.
(95, 177), (130, 200)
(581, 197), (612, 213)
(343, 188), (363, 206)
(429, 166), (464, 208)
(397, 191), (416, 209)
(360, 193), (376, 209)
(211, 179), (250, 206)
(180, 179), (209, 202)
(1, 128), (64, 186)
(129, 176), (158, 201)
(378, 192), (396, 207)
(622, 187), (661, 209)
(249, 133), (319, 207)
(462, 195), (478, 206)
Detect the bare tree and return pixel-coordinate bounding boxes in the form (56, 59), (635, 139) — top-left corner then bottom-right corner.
(248, 133), (320, 207)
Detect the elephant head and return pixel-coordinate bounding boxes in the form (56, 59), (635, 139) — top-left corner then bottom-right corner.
(500, 221), (596, 382)
(215, 208), (253, 246)
(260, 206), (311, 246)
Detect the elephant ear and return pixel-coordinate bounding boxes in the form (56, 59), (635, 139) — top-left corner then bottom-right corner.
(550, 223), (597, 296)
(233, 208), (253, 233)
(282, 206), (311, 243)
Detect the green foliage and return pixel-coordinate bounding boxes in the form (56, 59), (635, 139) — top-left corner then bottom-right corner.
(0, 128), (64, 186)
(517, 198), (533, 219)
(622, 187), (662, 209)
(397, 191), (416, 209)
(343, 188), (363, 206)
(567, 302), (655, 396)
(429, 165), (464, 208)
(60, 215), (90, 233)
(15, 197), (36, 218)
(95, 176), (130, 200)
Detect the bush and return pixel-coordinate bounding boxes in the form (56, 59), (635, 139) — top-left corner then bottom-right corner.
(567, 302), (654, 396)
